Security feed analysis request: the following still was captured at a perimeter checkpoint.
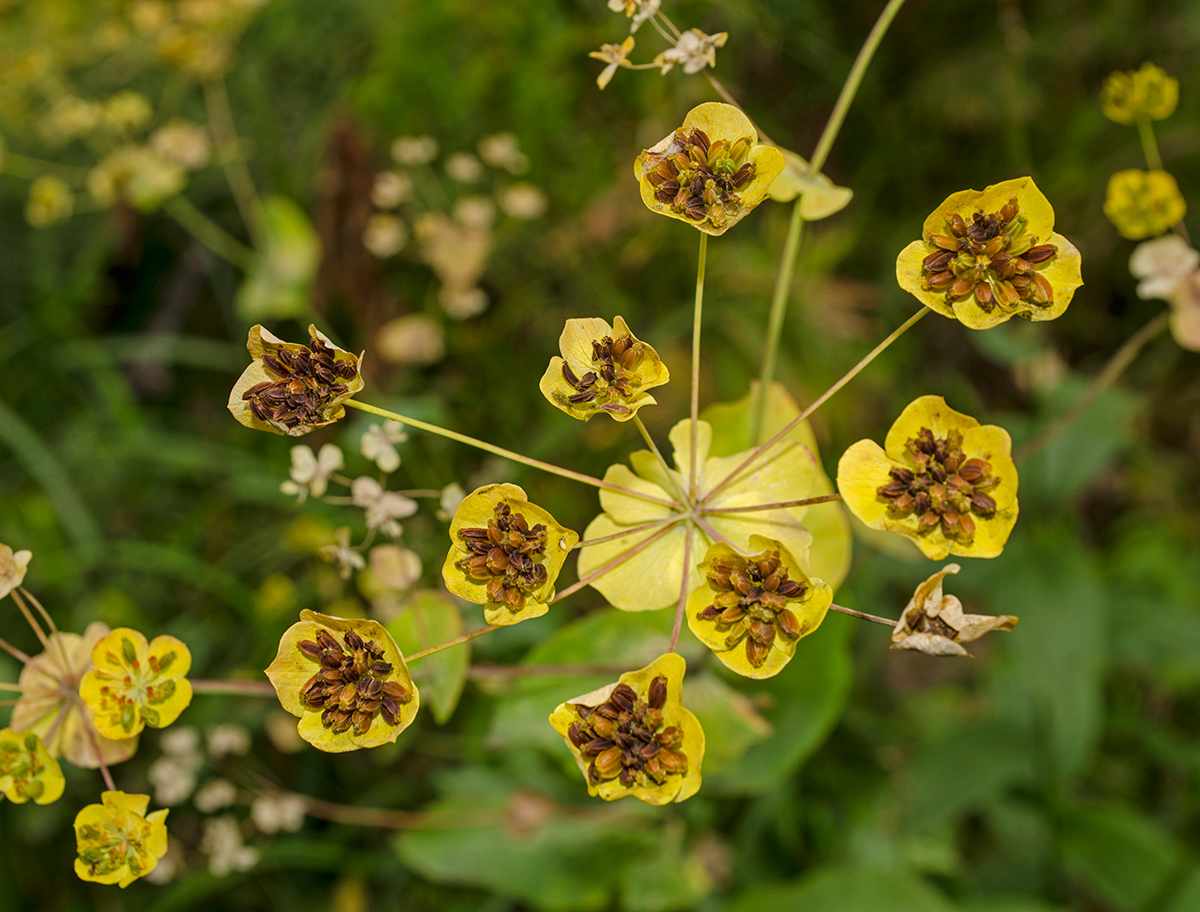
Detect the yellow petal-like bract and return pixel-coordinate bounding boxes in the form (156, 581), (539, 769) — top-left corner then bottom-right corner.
(74, 791), (169, 888)
(80, 628), (193, 740)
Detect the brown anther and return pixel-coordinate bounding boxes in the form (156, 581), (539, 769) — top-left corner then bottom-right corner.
(1022, 244), (1057, 264)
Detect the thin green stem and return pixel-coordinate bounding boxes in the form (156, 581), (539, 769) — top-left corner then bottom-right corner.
(0, 636), (31, 665)
(702, 492), (843, 515)
(689, 233), (708, 502)
(633, 414), (684, 501)
(1015, 311), (1170, 462)
(668, 522), (694, 653)
(467, 663), (631, 678)
(831, 604), (895, 626)
(752, 201), (806, 444)
(1138, 120), (1164, 171)
(345, 400), (679, 509)
(191, 679), (276, 697)
(808, 0), (908, 176)
(18, 588), (57, 635)
(700, 307), (928, 507)
(0, 151), (90, 181)
(407, 626), (497, 663)
(164, 196), (256, 271)
(9, 589), (50, 653)
(203, 77), (262, 244)
(554, 521), (681, 603)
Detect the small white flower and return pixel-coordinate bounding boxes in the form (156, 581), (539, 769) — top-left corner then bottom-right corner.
(195, 778), (239, 813)
(351, 477), (418, 537)
(391, 135), (438, 166)
(360, 421), (408, 473)
(319, 527), (366, 579)
(251, 792), (307, 834)
(363, 213), (408, 258)
(500, 183), (547, 220)
(206, 723), (251, 758)
(371, 170), (412, 209)
(439, 284), (489, 320)
(437, 482), (466, 521)
(150, 119), (211, 170)
(201, 816), (259, 876)
(654, 28), (728, 75)
(375, 314), (447, 365)
(148, 755), (200, 807)
(0, 543), (32, 600)
(160, 726), (202, 758)
(280, 443), (344, 502)
(1129, 234), (1200, 301)
(446, 152), (483, 183)
(477, 132), (528, 174)
(608, 0), (661, 33)
(454, 196), (495, 229)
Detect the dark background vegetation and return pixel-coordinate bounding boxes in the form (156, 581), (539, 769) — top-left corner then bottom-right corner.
(1, 0), (1199, 909)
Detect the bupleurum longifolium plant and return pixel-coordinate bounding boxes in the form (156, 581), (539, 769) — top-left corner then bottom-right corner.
(0, 0), (1196, 896)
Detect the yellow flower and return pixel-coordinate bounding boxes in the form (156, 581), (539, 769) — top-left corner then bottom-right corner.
(228, 324), (364, 437)
(74, 791), (169, 888)
(891, 564), (1018, 657)
(1101, 63), (1178, 125)
(265, 610), (419, 752)
(1104, 169), (1187, 240)
(539, 316), (669, 422)
(10, 623), (140, 769)
(0, 543), (31, 599)
(589, 36), (635, 90)
(25, 176), (75, 228)
(549, 653), (704, 805)
(686, 536), (831, 679)
(634, 102), (785, 236)
(80, 628), (193, 740)
(442, 483), (578, 626)
(577, 419), (818, 612)
(896, 177), (1083, 330)
(0, 729), (65, 805)
(836, 396), (1018, 560)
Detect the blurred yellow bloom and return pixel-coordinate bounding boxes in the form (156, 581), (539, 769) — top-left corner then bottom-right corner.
(767, 147), (853, 220)
(549, 653), (704, 804)
(539, 315), (668, 422)
(896, 177), (1083, 330)
(686, 536), (831, 679)
(1101, 63), (1178, 125)
(150, 118), (211, 170)
(0, 729), (65, 805)
(265, 610), (419, 752)
(891, 564), (1018, 657)
(589, 36), (635, 90)
(442, 483), (578, 626)
(74, 791), (169, 888)
(1104, 169), (1187, 240)
(837, 396), (1018, 560)
(228, 324), (364, 437)
(87, 145), (185, 212)
(80, 628), (193, 740)
(0, 543), (31, 599)
(635, 102), (784, 236)
(101, 91), (152, 134)
(25, 176), (74, 228)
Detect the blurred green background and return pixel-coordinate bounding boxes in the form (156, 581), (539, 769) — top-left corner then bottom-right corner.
(2, 0), (1199, 909)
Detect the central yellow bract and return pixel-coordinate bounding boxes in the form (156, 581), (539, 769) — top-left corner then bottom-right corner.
(80, 628), (193, 740)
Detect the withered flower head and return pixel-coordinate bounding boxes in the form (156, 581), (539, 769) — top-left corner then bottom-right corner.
(549, 653), (704, 805)
(634, 102), (784, 236)
(837, 396), (1018, 560)
(442, 483), (578, 626)
(896, 177), (1083, 330)
(265, 610), (419, 753)
(891, 564), (1018, 657)
(228, 324), (364, 437)
(687, 536), (831, 679)
(539, 316), (669, 422)
(0, 543), (31, 600)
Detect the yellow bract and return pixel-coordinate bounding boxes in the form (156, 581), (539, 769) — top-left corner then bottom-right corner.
(891, 564), (1019, 657)
(0, 728), (65, 805)
(634, 102), (784, 236)
(896, 176), (1083, 330)
(539, 315), (669, 422)
(74, 791), (169, 888)
(837, 396), (1019, 560)
(1101, 63), (1178, 125)
(1104, 169), (1187, 240)
(228, 324), (365, 437)
(767, 148), (853, 220)
(686, 536), (831, 679)
(577, 419), (817, 612)
(80, 628), (193, 740)
(442, 483), (578, 626)
(549, 653), (704, 805)
(265, 610), (420, 753)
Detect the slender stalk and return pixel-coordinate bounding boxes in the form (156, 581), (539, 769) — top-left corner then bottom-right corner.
(467, 663), (632, 679)
(1138, 120), (1164, 171)
(689, 234), (708, 502)
(294, 792), (502, 830)
(8, 589), (51, 652)
(668, 522), (694, 653)
(345, 400), (680, 509)
(808, 0), (908, 176)
(831, 604), (895, 626)
(82, 715), (117, 792)
(0, 151), (90, 181)
(203, 77), (262, 243)
(574, 516), (676, 549)
(407, 626), (497, 663)
(0, 699), (20, 708)
(0, 682), (22, 692)
(633, 415), (685, 502)
(164, 197), (256, 271)
(653, 11), (683, 39)
(554, 522), (680, 602)
(693, 516), (730, 547)
(191, 679), (276, 697)
(703, 493), (843, 515)
(0, 636), (31, 664)
(701, 307), (928, 506)
(752, 201), (806, 444)
(17, 588), (57, 634)
(1015, 311), (1170, 462)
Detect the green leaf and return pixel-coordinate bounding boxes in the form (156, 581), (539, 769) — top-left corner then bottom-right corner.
(726, 865), (953, 912)
(235, 195), (320, 321)
(683, 672), (771, 776)
(619, 823), (712, 912)
(388, 590), (468, 725)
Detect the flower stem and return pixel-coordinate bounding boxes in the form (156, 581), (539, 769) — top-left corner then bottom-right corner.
(1138, 120), (1164, 171)
(190, 679), (276, 697)
(290, 791), (503, 829)
(164, 196), (256, 271)
(702, 492), (843, 515)
(689, 233), (709, 502)
(8, 589), (51, 653)
(574, 516), (676, 549)
(633, 414), (685, 501)
(808, 0), (908, 176)
(830, 603), (895, 626)
(555, 522), (681, 602)
(17, 587), (57, 635)
(669, 522), (695, 653)
(407, 626), (498, 663)
(1015, 310), (1171, 462)
(0, 682), (22, 692)
(752, 201), (806, 444)
(82, 715), (117, 792)
(345, 400), (679, 509)
(0, 633), (32, 665)
(700, 307), (928, 507)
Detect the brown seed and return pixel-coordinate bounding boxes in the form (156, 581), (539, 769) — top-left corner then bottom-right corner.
(926, 270), (956, 290)
(1023, 244), (1057, 264)
(561, 361), (580, 387)
(610, 684), (636, 712)
(777, 608), (802, 640)
(970, 491), (997, 515)
(594, 746), (623, 778)
(647, 676), (667, 710)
